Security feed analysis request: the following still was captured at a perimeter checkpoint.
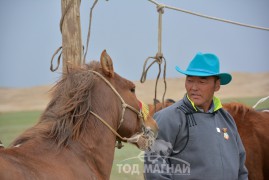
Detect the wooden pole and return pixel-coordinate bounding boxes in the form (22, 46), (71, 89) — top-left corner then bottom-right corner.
(61, 0), (83, 73)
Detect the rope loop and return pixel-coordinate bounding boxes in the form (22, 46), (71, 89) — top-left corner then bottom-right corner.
(50, 46), (62, 72)
(140, 55), (167, 110)
(140, 57), (157, 83)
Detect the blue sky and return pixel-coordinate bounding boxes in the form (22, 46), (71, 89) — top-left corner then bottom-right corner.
(0, 0), (268, 88)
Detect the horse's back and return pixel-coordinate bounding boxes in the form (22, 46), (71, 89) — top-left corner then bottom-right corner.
(0, 148), (38, 179)
(0, 146), (96, 180)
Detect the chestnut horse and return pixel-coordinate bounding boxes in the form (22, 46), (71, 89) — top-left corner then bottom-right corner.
(223, 102), (269, 180)
(148, 98), (176, 116)
(149, 99), (269, 180)
(0, 50), (158, 180)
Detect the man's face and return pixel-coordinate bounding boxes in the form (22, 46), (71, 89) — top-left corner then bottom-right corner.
(185, 76), (220, 111)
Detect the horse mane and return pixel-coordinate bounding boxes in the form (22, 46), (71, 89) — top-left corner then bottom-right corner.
(11, 61), (101, 148)
(223, 102), (254, 119)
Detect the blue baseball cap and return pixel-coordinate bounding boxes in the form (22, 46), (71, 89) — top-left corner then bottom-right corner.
(175, 52), (232, 85)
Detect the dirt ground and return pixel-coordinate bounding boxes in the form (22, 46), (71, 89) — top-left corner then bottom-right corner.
(0, 72), (268, 112)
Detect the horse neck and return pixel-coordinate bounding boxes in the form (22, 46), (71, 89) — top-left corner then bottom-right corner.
(11, 116), (118, 179)
(8, 134), (116, 180)
(74, 116), (117, 179)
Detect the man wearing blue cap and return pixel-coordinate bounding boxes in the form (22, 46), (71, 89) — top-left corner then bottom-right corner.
(144, 52), (248, 179)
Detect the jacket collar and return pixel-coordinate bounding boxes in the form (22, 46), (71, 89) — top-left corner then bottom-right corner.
(184, 94), (222, 112)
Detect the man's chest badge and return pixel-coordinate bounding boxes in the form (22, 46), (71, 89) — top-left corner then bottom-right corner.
(222, 128), (229, 140)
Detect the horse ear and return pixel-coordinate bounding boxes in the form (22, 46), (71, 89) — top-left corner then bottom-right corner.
(100, 50), (114, 78)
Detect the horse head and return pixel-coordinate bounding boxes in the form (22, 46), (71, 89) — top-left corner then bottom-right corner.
(47, 49), (159, 150)
(98, 50), (158, 150)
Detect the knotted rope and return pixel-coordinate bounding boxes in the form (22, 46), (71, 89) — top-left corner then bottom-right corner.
(140, 4), (167, 112)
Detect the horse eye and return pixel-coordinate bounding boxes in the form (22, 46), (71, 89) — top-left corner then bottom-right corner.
(130, 88), (135, 93)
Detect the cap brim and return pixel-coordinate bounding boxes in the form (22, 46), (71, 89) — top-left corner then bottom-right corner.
(218, 73), (232, 85)
(175, 66), (232, 85)
(175, 66), (215, 76)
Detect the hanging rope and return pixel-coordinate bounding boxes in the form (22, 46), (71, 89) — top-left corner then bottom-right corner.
(50, 0), (99, 72)
(50, 46), (62, 72)
(59, 0), (74, 34)
(50, 0), (75, 72)
(148, 0), (269, 31)
(83, 0), (99, 63)
(140, 4), (167, 111)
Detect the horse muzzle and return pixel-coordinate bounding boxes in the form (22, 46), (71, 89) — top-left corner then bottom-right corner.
(127, 126), (157, 151)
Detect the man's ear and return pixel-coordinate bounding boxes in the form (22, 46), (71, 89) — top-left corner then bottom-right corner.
(214, 79), (221, 92)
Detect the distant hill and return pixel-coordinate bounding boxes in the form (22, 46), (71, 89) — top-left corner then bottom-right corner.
(0, 72), (268, 112)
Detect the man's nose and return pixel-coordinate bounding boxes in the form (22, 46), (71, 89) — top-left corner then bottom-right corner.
(191, 82), (198, 90)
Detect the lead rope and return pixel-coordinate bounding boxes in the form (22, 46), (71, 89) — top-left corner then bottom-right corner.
(140, 4), (167, 113)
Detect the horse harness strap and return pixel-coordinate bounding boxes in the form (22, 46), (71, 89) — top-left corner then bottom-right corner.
(88, 70), (144, 142)
(89, 111), (128, 141)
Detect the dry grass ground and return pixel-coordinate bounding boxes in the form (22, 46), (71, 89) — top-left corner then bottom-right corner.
(0, 72), (268, 112)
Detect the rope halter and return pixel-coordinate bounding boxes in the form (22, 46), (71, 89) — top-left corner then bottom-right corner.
(88, 70), (156, 151)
